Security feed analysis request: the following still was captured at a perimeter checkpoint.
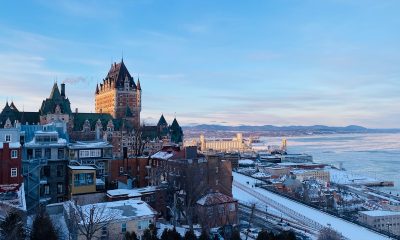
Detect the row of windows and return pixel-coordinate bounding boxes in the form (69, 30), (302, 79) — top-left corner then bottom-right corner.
(41, 165), (65, 178)
(74, 173), (94, 186)
(79, 149), (102, 158)
(27, 148), (65, 160)
(35, 135), (58, 143)
(42, 183), (64, 195)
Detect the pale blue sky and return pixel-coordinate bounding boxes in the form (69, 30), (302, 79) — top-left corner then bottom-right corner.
(0, 0), (399, 127)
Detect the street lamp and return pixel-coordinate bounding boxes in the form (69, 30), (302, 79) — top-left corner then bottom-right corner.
(387, 222), (390, 234)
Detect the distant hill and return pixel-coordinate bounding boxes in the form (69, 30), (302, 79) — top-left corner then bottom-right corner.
(183, 124), (400, 134)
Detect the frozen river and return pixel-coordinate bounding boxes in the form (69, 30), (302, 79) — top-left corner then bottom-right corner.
(262, 133), (400, 195)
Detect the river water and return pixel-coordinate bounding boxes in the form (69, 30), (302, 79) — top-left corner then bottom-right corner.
(264, 133), (400, 195)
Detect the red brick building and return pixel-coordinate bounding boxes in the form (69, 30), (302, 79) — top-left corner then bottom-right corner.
(109, 157), (150, 188)
(0, 142), (22, 185)
(196, 192), (238, 230)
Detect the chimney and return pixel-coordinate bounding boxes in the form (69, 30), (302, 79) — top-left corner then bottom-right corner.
(75, 108), (78, 114)
(61, 83), (66, 97)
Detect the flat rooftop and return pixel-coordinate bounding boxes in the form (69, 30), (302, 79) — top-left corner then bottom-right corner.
(360, 210), (400, 217)
(78, 199), (156, 220)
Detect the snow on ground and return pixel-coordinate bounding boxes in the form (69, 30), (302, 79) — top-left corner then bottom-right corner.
(233, 172), (390, 240)
(327, 167), (379, 185)
(151, 151), (174, 160)
(233, 182), (292, 220)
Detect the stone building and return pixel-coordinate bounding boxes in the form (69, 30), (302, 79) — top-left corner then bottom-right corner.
(95, 59), (141, 127)
(198, 133), (248, 152)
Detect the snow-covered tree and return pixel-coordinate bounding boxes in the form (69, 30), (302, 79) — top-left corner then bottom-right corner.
(0, 210), (25, 240)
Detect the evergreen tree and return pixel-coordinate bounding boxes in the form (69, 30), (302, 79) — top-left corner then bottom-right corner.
(125, 231), (139, 240)
(0, 210), (26, 240)
(150, 224), (159, 240)
(198, 230), (210, 240)
(256, 230), (277, 240)
(143, 224), (159, 240)
(143, 229), (153, 240)
(184, 230), (197, 240)
(317, 227), (343, 240)
(230, 229), (241, 240)
(170, 227), (182, 240)
(277, 230), (296, 240)
(30, 207), (58, 240)
(161, 229), (170, 240)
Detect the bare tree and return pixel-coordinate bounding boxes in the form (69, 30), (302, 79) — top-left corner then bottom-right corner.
(317, 226), (343, 240)
(66, 202), (116, 240)
(131, 124), (149, 157)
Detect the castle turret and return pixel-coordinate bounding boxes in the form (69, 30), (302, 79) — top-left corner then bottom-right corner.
(170, 118), (183, 144)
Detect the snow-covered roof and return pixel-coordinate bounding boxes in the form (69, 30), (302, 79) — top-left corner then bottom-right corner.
(68, 165), (96, 170)
(35, 130), (58, 135)
(96, 178), (105, 185)
(251, 172), (271, 178)
(69, 199), (157, 222)
(359, 210), (400, 217)
(25, 137), (67, 147)
(0, 183), (26, 213)
(196, 192), (237, 206)
(69, 141), (112, 149)
(0, 142), (21, 149)
(107, 186), (158, 198)
(239, 159), (255, 165)
(151, 151), (174, 160)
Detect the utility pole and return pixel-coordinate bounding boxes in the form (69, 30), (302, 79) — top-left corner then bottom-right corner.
(245, 203), (256, 240)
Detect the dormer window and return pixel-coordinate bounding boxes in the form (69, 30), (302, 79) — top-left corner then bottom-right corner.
(5, 134), (11, 142)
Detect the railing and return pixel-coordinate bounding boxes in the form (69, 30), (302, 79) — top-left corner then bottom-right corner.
(233, 180), (324, 231)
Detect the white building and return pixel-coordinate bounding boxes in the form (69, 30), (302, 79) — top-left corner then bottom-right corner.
(358, 210), (400, 236)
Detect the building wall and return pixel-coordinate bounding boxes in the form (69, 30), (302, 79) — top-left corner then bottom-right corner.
(95, 89), (117, 117)
(294, 170), (330, 184)
(206, 155), (233, 197)
(69, 169), (97, 196)
(0, 142), (22, 185)
(95, 87), (141, 127)
(358, 212), (400, 236)
(109, 157), (150, 188)
(261, 166), (291, 177)
(200, 133), (247, 152)
(196, 201), (238, 230)
(77, 215), (155, 240)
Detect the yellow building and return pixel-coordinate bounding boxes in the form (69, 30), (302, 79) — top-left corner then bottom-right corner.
(63, 199), (157, 240)
(197, 133), (248, 152)
(68, 165), (97, 197)
(292, 169), (330, 184)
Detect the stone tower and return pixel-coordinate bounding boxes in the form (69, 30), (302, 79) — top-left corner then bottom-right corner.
(95, 59), (141, 127)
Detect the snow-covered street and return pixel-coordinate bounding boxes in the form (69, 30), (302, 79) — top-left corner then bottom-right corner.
(232, 172), (390, 240)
